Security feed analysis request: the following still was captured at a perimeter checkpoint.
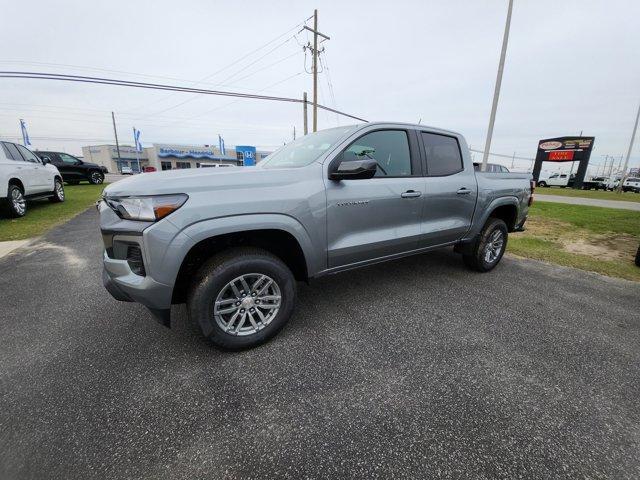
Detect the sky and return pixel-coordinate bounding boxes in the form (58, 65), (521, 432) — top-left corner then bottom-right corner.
(1, 0), (639, 174)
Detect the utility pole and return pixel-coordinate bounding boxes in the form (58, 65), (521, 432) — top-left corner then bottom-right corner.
(293, 126), (296, 140)
(303, 9), (330, 132)
(481, 0), (513, 172)
(303, 91), (308, 135)
(111, 111), (122, 171)
(617, 100), (640, 193)
(511, 151), (515, 169)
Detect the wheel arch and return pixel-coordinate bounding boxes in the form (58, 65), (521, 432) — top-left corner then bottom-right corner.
(8, 177), (25, 193)
(170, 218), (316, 304)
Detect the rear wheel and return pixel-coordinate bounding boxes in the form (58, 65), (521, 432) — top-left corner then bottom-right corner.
(187, 247), (296, 350)
(463, 218), (508, 272)
(88, 170), (104, 185)
(5, 184), (27, 217)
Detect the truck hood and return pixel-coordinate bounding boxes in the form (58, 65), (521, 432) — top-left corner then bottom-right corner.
(103, 166), (305, 197)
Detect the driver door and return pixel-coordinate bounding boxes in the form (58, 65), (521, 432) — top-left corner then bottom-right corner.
(325, 128), (425, 268)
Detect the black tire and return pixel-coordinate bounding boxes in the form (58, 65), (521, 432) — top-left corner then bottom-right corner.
(5, 184), (27, 218)
(462, 218), (508, 272)
(48, 178), (65, 203)
(88, 170), (104, 185)
(537, 181), (547, 187)
(187, 247), (296, 350)
(635, 245), (640, 268)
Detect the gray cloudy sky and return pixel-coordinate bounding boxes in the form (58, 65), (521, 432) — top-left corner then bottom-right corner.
(1, 0), (639, 172)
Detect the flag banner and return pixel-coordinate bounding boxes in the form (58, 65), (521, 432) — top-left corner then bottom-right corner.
(20, 119), (31, 146)
(133, 128), (143, 152)
(218, 134), (226, 156)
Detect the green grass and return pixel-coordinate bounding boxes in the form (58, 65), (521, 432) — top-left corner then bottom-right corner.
(0, 184), (105, 241)
(507, 203), (640, 282)
(536, 187), (640, 203)
(527, 202), (640, 236)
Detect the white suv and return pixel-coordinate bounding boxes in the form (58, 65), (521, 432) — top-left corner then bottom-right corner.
(1, 141), (65, 217)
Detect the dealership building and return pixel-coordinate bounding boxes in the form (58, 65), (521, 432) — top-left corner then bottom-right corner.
(82, 143), (272, 173)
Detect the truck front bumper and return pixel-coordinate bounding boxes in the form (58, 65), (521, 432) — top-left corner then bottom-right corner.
(102, 252), (173, 326)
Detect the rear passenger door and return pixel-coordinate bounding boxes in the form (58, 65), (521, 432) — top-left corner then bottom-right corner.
(418, 132), (477, 246)
(16, 144), (51, 192)
(3, 142), (38, 194)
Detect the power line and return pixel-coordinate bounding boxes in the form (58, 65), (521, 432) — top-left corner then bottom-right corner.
(136, 36), (300, 119)
(0, 71), (368, 122)
(469, 148), (533, 161)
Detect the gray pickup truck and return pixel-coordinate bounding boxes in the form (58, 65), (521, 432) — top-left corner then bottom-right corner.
(99, 122), (533, 349)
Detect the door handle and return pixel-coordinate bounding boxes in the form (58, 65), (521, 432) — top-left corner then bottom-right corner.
(457, 188), (472, 195)
(401, 190), (422, 198)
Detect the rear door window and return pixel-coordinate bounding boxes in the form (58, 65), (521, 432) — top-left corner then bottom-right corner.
(421, 132), (463, 176)
(3, 142), (24, 161)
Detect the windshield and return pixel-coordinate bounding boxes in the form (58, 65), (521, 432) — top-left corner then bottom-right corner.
(260, 126), (358, 169)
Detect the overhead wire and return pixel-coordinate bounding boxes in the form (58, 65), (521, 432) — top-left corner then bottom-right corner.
(0, 71), (368, 122)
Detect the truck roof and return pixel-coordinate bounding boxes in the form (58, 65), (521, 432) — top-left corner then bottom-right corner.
(357, 121), (463, 138)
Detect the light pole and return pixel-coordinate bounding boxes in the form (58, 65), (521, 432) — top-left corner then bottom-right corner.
(481, 0), (514, 172)
(617, 100), (640, 193)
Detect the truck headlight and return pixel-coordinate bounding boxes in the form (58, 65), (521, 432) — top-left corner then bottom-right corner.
(105, 194), (188, 221)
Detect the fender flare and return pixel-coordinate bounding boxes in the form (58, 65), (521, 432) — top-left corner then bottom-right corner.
(169, 213), (320, 279)
(465, 196), (520, 240)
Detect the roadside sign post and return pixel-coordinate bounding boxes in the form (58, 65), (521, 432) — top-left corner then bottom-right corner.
(532, 136), (595, 189)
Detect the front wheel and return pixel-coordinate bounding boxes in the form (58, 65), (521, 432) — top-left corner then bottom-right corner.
(88, 170), (104, 185)
(462, 218), (508, 272)
(49, 178), (65, 203)
(187, 247), (296, 350)
(537, 181), (547, 187)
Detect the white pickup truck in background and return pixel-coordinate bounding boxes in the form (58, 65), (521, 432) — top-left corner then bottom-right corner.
(1, 141), (65, 217)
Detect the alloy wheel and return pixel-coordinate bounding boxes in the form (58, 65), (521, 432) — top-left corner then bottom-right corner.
(55, 181), (65, 200)
(11, 188), (26, 215)
(91, 172), (104, 184)
(213, 273), (282, 336)
(484, 229), (504, 263)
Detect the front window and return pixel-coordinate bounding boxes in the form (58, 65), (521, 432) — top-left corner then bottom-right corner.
(344, 130), (412, 177)
(16, 144), (41, 163)
(59, 153), (80, 164)
(260, 126), (357, 169)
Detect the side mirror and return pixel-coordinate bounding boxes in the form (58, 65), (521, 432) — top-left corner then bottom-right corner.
(41, 157), (50, 165)
(329, 152), (377, 180)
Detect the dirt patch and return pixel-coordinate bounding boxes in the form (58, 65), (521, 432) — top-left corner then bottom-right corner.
(521, 216), (638, 261)
(562, 234), (638, 261)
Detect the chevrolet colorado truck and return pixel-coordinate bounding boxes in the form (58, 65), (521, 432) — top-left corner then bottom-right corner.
(99, 122), (533, 349)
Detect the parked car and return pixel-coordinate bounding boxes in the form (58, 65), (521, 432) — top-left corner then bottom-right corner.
(581, 176), (609, 190)
(143, 166), (157, 173)
(473, 162), (510, 173)
(1, 141), (65, 217)
(622, 177), (640, 193)
(98, 122), (533, 350)
(537, 172), (575, 188)
(605, 177), (621, 190)
(120, 166), (134, 175)
(36, 151), (107, 185)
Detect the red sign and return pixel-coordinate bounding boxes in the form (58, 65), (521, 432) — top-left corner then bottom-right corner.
(548, 150), (574, 161)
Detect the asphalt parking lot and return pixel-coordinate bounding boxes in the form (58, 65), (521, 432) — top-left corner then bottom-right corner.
(1, 209), (639, 479)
